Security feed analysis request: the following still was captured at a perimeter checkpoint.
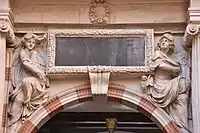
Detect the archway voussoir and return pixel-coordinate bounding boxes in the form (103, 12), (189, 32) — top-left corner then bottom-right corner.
(137, 97), (157, 118)
(76, 83), (93, 102)
(163, 121), (180, 133)
(42, 96), (64, 118)
(108, 83), (125, 101)
(107, 96), (123, 104)
(78, 96), (93, 103)
(18, 120), (38, 133)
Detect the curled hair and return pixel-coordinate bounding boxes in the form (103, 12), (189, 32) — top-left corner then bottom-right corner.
(21, 33), (46, 48)
(156, 32), (174, 55)
(21, 33), (37, 47)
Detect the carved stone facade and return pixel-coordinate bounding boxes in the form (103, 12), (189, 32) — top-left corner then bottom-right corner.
(0, 0), (200, 133)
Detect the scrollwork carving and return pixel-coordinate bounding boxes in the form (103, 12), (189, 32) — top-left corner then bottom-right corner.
(141, 32), (190, 133)
(0, 20), (17, 47)
(89, 0), (111, 24)
(183, 24), (200, 48)
(8, 33), (49, 133)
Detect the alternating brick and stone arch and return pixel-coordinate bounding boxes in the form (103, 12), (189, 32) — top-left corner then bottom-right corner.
(19, 83), (180, 133)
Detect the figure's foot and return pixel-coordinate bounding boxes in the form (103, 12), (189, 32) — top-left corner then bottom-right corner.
(24, 101), (33, 110)
(23, 97), (31, 104)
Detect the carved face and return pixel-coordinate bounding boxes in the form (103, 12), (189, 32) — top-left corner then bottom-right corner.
(160, 37), (170, 53)
(25, 38), (36, 50)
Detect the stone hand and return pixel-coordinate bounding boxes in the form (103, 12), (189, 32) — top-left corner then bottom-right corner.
(37, 71), (46, 82)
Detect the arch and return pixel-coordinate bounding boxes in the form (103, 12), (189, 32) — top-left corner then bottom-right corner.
(18, 83), (180, 133)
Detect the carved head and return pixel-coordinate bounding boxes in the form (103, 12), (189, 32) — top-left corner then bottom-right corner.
(157, 32), (174, 55)
(21, 33), (36, 50)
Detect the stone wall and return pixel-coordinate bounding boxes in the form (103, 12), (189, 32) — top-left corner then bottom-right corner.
(12, 0), (188, 24)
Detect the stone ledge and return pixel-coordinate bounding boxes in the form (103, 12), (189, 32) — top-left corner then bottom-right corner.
(188, 8), (200, 23)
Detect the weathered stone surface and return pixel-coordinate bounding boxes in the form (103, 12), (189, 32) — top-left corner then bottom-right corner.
(12, 0), (187, 24)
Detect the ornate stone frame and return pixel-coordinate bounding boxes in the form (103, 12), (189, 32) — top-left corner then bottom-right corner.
(47, 29), (154, 77)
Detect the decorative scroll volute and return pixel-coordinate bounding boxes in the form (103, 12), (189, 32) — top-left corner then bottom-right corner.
(0, 20), (17, 47)
(184, 24), (200, 48)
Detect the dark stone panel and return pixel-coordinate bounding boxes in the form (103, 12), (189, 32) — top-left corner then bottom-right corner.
(55, 37), (145, 66)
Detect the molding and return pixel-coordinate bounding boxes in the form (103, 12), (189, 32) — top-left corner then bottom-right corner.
(13, 0), (188, 5)
(0, 8), (14, 28)
(188, 8), (200, 23)
(14, 28), (48, 33)
(47, 29), (154, 78)
(13, 27), (185, 35)
(0, 20), (17, 47)
(183, 23), (200, 48)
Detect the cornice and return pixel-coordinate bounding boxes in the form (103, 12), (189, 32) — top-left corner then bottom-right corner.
(13, 0), (188, 5)
(0, 7), (17, 47)
(188, 8), (200, 24)
(0, 8), (14, 28)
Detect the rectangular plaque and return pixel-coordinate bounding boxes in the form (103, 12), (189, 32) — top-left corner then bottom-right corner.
(55, 37), (145, 66)
(47, 29), (154, 77)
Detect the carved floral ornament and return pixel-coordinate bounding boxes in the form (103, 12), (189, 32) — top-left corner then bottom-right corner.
(47, 29), (154, 77)
(89, 0), (111, 24)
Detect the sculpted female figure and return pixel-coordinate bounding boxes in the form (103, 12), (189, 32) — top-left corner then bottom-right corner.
(8, 33), (49, 132)
(141, 32), (189, 133)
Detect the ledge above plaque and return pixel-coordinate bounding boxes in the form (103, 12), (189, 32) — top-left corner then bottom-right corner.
(47, 29), (154, 77)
